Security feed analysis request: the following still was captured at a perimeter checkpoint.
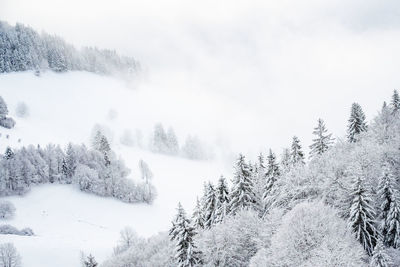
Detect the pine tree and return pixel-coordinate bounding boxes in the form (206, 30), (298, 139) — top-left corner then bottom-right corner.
(377, 166), (400, 248)
(348, 172), (378, 255)
(0, 96), (8, 119)
(262, 149), (280, 202)
(280, 148), (291, 171)
(169, 203), (201, 267)
(391, 89), (400, 113)
(347, 103), (368, 143)
(309, 118), (334, 158)
(370, 240), (392, 267)
(192, 197), (204, 229)
(84, 254), (98, 267)
(4, 147), (14, 160)
(152, 123), (168, 153)
(166, 127), (179, 155)
(215, 176), (230, 223)
(229, 154), (256, 215)
(290, 136), (305, 165)
(258, 153), (266, 170)
(203, 182), (217, 228)
(63, 143), (77, 181)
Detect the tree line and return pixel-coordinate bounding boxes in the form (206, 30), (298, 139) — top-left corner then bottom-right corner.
(0, 132), (156, 204)
(0, 21), (139, 77)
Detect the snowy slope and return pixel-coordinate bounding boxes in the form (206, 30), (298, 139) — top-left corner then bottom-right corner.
(0, 71), (232, 266)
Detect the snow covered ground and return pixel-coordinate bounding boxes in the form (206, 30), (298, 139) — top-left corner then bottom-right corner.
(0, 71), (232, 266)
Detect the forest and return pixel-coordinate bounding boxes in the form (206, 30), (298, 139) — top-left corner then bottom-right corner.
(0, 21), (139, 77)
(101, 90), (400, 267)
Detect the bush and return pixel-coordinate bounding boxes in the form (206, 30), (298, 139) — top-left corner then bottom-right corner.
(254, 201), (365, 267)
(15, 102), (29, 118)
(0, 201), (15, 219)
(0, 224), (34, 236)
(0, 243), (21, 267)
(197, 209), (271, 266)
(0, 117), (16, 129)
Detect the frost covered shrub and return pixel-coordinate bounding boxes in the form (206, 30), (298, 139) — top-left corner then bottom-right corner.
(0, 225), (34, 236)
(197, 209), (271, 266)
(255, 201), (365, 267)
(0, 243), (21, 267)
(15, 102), (29, 118)
(113, 227), (142, 255)
(0, 201), (15, 219)
(102, 232), (174, 267)
(0, 118), (15, 129)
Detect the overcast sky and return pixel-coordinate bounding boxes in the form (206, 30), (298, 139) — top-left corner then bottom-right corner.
(2, 0), (400, 157)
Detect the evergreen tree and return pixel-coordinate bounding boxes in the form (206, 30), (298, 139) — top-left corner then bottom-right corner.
(280, 148), (291, 171)
(63, 143), (77, 182)
(309, 118), (334, 158)
(192, 197), (204, 230)
(257, 153), (266, 177)
(369, 240), (392, 267)
(377, 166), (400, 248)
(98, 135), (111, 154)
(203, 182), (217, 228)
(169, 203), (201, 267)
(290, 136), (305, 165)
(258, 153), (265, 169)
(215, 176), (230, 223)
(391, 89), (400, 113)
(263, 149), (280, 201)
(152, 123), (168, 153)
(0, 96), (8, 119)
(347, 103), (368, 143)
(84, 254), (98, 267)
(166, 127), (179, 155)
(348, 171), (378, 255)
(4, 147), (14, 160)
(229, 154), (256, 215)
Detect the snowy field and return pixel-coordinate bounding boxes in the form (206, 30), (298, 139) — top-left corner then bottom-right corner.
(0, 71), (232, 266)
(0, 70), (396, 266)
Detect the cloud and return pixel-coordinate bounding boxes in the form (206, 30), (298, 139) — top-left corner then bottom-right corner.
(2, 0), (400, 157)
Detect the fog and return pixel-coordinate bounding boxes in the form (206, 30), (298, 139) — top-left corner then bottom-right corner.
(2, 0), (400, 158)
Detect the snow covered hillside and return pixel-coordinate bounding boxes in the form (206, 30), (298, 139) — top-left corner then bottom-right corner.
(0, 71), (231, 266)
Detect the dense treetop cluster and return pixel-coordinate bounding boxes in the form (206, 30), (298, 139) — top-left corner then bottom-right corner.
(0, 21), (139, 77)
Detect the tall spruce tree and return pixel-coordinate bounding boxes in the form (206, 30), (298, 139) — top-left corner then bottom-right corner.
(347, 103), (368, 143)
(192, 197), (204, 230)
(348, 171), (378, 255)
(215, 176), (230, 223)
(391, 89), (400, 113)
(377, 166), (400, 248)
(169, 203), (201, 267)
(309, 118), (334, 158)
(280, 148), (291, 171)
(229, 154), (256, 215)
(63, 143), (77, 182)
(290, 136), (305, 165)
(263, 149), (280, 201)
(203, 182), (217, 228)
(257, 153), (266, 171)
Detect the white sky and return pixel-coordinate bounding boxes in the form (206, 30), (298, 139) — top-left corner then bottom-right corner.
(1, 0), (400, 157)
